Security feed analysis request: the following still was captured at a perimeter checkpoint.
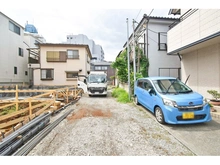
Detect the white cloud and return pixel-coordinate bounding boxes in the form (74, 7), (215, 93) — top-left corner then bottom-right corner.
(1, 0), (189, 61)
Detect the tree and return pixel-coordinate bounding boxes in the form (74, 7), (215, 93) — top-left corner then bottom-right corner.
(111, 50), (128, 83)
(112, 47), (149, 94)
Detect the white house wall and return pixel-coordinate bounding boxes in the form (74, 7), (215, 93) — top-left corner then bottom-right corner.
(181, 44), (220, 99)
(168, 9), (220, 53)
(147, 22), (181, 77)
(34, 45), (90, 86)
(0, 13), (29, 85)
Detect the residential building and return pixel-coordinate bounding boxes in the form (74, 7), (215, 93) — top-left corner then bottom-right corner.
(66, 34), (104, 62)
(124, 14), (181, 78)
(24, 23), (46, 83)
(30, 43), (92, 86)
(0, 12), (28, 85)
(0, 12), (46, 86)
(167, 9), (220, 98)
(90, 61), (115, 85)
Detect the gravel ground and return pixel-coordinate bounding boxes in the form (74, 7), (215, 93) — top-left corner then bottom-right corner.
(28, 94), (195, 156)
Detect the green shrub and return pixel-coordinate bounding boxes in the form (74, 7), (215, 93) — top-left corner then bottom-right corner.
(112, 87), (131, 103)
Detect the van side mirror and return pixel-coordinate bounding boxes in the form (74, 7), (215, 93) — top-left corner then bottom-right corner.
(84, 79), (87, 84)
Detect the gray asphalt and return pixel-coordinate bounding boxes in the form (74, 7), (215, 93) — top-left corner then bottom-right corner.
(162, 117), (220, 156)
(137, 105), (220, 156)
(162, 116), (220, 156)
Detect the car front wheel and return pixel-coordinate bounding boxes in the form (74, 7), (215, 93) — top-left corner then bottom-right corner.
(155, 107), (165, 124)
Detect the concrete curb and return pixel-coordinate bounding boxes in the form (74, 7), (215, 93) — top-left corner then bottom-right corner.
(211, 106), (220, 119)
(211, 112), (220, 119)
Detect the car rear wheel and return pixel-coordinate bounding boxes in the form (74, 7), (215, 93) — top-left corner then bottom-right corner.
(134, 96), (140, 105)
(155, 107), (165, 124)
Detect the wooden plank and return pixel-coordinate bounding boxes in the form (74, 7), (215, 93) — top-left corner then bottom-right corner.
(35, 101), (54, 116)
(0, 108), (28, 121)
(0, 116), (29, 129)
(0, 103), (16, 109)
(0, 102), (48, 121)
(0, 89), (55, 93)
(0, 99), (52, 103)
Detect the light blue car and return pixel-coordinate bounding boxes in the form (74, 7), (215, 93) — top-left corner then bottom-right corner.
(134, 77), (212, 124)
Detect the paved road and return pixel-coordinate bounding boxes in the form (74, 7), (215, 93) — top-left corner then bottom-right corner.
(162, 118), (220, 156)
(138, 105), (220, 156)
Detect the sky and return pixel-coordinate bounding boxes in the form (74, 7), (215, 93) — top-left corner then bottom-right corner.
(0, 0), (215, 62)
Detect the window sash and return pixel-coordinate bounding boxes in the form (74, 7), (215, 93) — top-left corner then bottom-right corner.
(19, 48), (23, 57)
(46, 51), (67, 62)
(14, 67), (17, 74)
(9, 21), (20, 35)
(67, 50), (79, 59)
(66, 72), (78, 78)
(41, 69), (54, 80)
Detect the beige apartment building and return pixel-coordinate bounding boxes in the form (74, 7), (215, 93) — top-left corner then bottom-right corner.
(30, 43), (92, 86)
(168, 9), (220, 98)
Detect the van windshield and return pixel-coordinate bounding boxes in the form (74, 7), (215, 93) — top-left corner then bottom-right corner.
(88, 74), (106, 83)
(152, 79), (193, 94)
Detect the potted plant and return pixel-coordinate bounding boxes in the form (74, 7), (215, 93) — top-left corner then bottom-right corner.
(207, 90), (220, 106)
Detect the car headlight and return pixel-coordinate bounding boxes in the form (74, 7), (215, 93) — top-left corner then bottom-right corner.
(203, 98), (208, 105)
(163, 98), (178, 107)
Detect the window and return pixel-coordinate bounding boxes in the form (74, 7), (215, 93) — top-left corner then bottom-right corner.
(41, 69), (54, 80)
(46, 51), (66, 62)
(19, 47), (23, 57)
(67, 50), (79, 59)
(102, 66), (107, 70)
(95, 66), (107, 70)
(14, 67), (17, 74)
(143, 80), (153, 91)
(137, 80), (143, 88)
(95, 66), (102, 70)
(9, 21), (20, 35)
(66, 72), (78, 78)
(25, 71), (28, 76)
(158, 32), (167, 51)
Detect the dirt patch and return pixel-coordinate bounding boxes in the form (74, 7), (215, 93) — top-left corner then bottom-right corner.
(67, 108), (112, 121)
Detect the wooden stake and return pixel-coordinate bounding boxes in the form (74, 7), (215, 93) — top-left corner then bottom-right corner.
(16, 85), (18, 111)
(29, 98), (32, 117)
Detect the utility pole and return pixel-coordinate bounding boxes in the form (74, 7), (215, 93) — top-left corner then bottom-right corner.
(132, 19), (136, 82)
(126, 18), (131, 100)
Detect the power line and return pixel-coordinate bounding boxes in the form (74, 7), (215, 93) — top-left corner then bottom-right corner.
(148, 9), (154, 17)
(135, 9), (142, 20)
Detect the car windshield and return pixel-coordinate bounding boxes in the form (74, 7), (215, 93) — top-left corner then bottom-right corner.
(152, 79), (193, 94)
(88, 74), (106, 83)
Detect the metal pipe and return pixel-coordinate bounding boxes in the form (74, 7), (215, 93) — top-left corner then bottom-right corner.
(0, 112), (51, 149)
(0, 118), (50, 155)
(13, 106), (76, 156)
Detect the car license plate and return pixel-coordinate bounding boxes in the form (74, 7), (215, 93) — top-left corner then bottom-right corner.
(182, 112), (194, 119)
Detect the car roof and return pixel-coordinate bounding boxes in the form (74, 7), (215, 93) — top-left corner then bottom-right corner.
(137, 76), (177, 81)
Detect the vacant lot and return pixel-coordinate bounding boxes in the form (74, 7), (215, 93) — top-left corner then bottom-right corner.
(28, 94), (194, 156)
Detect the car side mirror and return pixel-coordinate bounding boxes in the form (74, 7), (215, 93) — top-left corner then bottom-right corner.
(148, 88), (156, 95)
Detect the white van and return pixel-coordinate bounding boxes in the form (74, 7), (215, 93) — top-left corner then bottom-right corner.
(86, 71), (108, 97)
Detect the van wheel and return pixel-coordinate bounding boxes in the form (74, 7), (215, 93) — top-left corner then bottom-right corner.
(155, 107), (165, 124)
(134, 96), (140, 105)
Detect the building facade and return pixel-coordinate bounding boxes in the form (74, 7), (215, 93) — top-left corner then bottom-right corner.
(0, 12), (46, 86)
(66, 34), (104, 62)
(167, 9), (220, 98)
(90, 61), (115, 85)
(0, 12), (28, 85)
(31, 43), (92, 86)
(125, 14), (181, 78)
